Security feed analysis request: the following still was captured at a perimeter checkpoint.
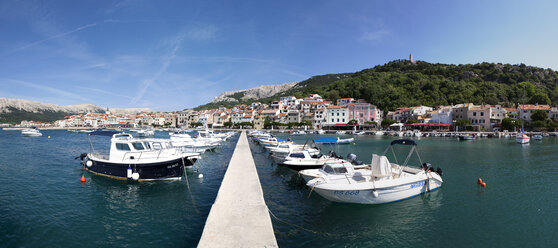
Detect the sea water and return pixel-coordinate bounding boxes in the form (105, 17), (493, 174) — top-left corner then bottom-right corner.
(251, 134), (558, 247)
(2, 130), (558, 247)
(0, 130), (237, 247)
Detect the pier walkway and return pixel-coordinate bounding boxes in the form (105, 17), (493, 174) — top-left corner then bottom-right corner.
(198, 131), (277, 248)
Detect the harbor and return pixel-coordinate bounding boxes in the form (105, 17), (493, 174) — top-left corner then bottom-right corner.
(1, 129), (558, 247)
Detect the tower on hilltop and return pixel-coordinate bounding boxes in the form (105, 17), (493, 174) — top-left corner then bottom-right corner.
(409, 53), (415, 64)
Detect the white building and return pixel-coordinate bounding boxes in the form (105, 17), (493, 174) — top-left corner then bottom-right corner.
(325, 105), (349, 125)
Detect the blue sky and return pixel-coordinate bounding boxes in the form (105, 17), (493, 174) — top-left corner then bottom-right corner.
(1, 0), (557, 111)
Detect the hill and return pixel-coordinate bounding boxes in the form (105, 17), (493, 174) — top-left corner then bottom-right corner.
(0, 98), (152, 123)
(196, 60), (558, 111)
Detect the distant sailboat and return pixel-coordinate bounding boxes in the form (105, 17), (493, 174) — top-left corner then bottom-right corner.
(516, 87), (530, 144)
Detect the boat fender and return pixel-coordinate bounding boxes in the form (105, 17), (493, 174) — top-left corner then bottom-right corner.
(477, 178), (483, 185)
(372, 190), (379, 198)
(127, 166), (133, 178)
(132, 172), (140, 180)
(86, 160), (93, 167)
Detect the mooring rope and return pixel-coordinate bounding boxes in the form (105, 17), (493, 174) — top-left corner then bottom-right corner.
(183, 156), (200, 215)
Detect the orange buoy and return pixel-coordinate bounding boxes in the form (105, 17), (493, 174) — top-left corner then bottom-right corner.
(481, 182), (486, 187)
(477, 178), (483, 184)
(80, 175), (86, 182)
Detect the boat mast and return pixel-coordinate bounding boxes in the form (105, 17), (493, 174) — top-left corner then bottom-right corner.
(521, 86), (525, 133)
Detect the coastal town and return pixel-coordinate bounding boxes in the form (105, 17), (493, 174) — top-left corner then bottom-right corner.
(11, 93), (557, 133)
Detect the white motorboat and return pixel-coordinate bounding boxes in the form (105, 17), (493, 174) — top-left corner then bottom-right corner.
(353, 131), (366, 135)
(299, 153), (368, 182)
(336, 131), (347, 134)
(306, 139), (443, 204)
(267, 142), (321, 157)
(79, 131), (200, 181)
(516, 132), (530, 144)
(21, 127), (42, 137)
(136, 128), (155, 137)
(374, 131), (385, 136)
(292, 130), (306, 135)
(316, 129), (326, 135)
(170, 132), (219, 152)
(272, 150), (340, 171)
(312, 137), (354, 145)
(532, 134), (543, 140)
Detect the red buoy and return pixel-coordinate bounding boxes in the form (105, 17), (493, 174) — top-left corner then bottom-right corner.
(481, 182), (486, 187)
(477, 178), (483, 184)
(80, 175), (86, 182)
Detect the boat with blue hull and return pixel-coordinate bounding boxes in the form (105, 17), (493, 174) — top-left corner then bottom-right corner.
(79, 131), (199, 181)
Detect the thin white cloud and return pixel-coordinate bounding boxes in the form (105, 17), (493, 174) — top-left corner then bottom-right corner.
(1, 78), (91, 102)
(75, 86), (133, 100)
(360, 29), (391, 41)
(105, 0), (136, 14)
(5, 23), (98, 55)
(130, 34), (185, 104)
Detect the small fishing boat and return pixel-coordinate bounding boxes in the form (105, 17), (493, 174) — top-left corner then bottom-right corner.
(335, 131), (347, 134)
(78, 131), (200, 181)
(353, 131), (366, 135)
(532, 134), (543, 140)
(306, 139), (443, 204)
(458, 134), (475, 141)
(312, 137), (354, 144)
(136, 128), (155, 137)
(316, 129), (326, 134)
(21, 127), (42, 137)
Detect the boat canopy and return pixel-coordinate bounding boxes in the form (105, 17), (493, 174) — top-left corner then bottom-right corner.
(88, 130), (120, 136)
(312, 138), (337, 144)
(390, 139), (416, 146)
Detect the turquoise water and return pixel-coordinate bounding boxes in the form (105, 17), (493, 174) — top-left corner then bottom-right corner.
(2, 130), (558, 247)
(0, 130), (238, 247)
(251, 134), (558, 247)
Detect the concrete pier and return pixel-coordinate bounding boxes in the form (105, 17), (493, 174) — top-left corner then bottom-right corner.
(198, 131), (277, 248)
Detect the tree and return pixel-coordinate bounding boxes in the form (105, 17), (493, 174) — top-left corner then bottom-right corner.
(381, 119), (397, 128)
(501, 118), (520, 131)
(455, 120), (471, 127)
(531, 110), (549, 122)
(347, 120), (358, 125)
(529, 93), (551, 105)
(263, 117), (271, 129)
(300, 120), (312, 126)
(223, 121), (233, 127)
(190, 122), (203, 127)
(406, 119), (419, 124)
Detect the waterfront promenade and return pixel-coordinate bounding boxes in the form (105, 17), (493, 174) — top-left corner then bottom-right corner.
(198, 131), (277, 248)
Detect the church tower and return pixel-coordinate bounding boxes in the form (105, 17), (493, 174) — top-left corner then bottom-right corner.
(409, 53), (415, 64)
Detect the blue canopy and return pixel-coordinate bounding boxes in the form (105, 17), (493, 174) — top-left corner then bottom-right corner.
(313, 138), (338, 144)
(88, 130), (120, 136)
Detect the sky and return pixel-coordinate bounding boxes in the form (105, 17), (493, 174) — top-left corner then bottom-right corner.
(1, 0), (557, 111)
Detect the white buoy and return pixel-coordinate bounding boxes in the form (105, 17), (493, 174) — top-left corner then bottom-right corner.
(372, 190), (379, 198)
(198, 174), (204, 179)
(86, 160), (93, 167)
(127, 167), (132, 178)
(132, 172), (140, 180)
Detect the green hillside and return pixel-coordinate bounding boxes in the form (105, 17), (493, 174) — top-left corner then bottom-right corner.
(0, 107), (71, 124)
(196, 60), (558, 111)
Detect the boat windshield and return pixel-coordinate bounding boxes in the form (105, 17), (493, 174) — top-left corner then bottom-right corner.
(143, 142), (151, 150)
(289, 153), (305, 158)
(132, 142), (145, 150)
(323, 165), (348, 174)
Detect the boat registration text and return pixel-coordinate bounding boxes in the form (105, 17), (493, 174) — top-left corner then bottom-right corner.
(333, 190), (360, 196)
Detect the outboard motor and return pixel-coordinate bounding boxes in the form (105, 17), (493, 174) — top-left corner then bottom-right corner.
(435, 167), (443, 176)
(421, 162), (433, 172)
(75, 153), (88, 160)
(346, 153), (363, 165)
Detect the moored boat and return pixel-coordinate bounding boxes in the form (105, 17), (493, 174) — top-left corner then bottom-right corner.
(79, 131), (200, 181)
(21, 127), (42, 137)
(306, 139), (443, 204)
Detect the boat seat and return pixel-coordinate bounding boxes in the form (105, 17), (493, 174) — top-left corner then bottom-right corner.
(370, 154), (392, 179)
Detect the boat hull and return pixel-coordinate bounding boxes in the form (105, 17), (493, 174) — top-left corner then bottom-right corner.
(312, 178), (442, 204)
(85, 156), (195, 181)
